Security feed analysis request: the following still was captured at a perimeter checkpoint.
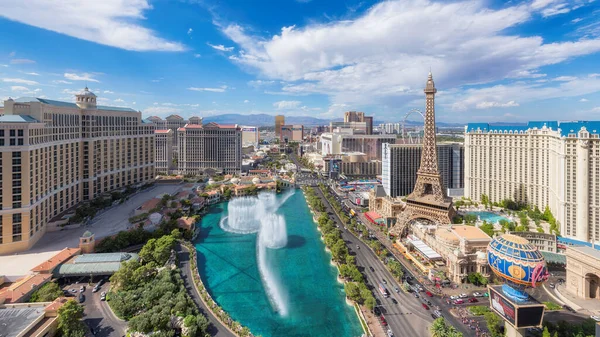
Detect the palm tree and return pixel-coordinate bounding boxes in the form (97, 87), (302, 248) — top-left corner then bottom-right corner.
(446, 325), (463, 337)
(430, 317), (447, 337)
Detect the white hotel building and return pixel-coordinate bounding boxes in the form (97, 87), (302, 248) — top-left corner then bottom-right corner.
(465, 121), (600, 244)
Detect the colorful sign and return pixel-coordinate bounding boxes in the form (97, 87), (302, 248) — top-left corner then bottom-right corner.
(489, 288), (516, 326)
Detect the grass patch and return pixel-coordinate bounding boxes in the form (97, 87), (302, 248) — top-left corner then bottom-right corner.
(544, 301), (562, 310)
(469, 305), (491, 316)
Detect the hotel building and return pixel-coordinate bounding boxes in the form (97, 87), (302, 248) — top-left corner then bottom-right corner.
(177, 122), (242, 175)
(147, 115), (201, 173)
(281, 124), (304, 143)
(0, 89), (155, 254)
(465, 121), (600, 243)
(155, 129), (174, 174)
(382, 142), (464, 197)
(275, 115), (285, 137)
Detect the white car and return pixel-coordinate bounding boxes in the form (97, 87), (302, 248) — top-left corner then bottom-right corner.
(450, 295), (459, 300)
(472, 292), (482, 297)
(591, 315), (600, 322)
(459, 293), (468, 298)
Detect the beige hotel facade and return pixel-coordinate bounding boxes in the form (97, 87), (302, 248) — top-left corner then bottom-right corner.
(465, 121), (600, 244)
(0, 88), (155, 254)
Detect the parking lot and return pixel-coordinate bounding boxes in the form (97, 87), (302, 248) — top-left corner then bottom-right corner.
(60, 276), (126, 337)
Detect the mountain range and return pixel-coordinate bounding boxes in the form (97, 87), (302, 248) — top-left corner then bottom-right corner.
(203, 113), (465, 127)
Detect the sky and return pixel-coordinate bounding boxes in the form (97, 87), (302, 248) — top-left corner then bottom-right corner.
(0, 0), (599, 123)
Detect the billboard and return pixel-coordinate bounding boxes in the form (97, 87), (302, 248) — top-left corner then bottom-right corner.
(488, 286), (545, 329)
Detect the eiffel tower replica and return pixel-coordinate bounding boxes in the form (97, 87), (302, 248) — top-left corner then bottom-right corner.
(390, 72), (455, 236)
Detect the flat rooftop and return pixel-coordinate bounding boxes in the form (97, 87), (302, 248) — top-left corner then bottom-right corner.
(0, 305), (46, 337)
(569, 245), (600, 260)
(0, 250), (61, 280)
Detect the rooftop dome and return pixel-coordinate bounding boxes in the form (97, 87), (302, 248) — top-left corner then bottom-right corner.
(252, 177), (261, 184)
(78, 87), (96, 97)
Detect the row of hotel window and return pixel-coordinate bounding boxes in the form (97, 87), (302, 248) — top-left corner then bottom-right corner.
(0, 130), (24, 146)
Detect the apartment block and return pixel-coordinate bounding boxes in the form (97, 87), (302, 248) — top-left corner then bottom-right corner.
(0, 88), (155, 254)
(465, 121), (600, 243)
(177, 122), (242, 175)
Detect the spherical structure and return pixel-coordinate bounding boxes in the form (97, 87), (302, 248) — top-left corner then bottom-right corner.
(487, 234), (549, 290)
(78, 87), (96, 97)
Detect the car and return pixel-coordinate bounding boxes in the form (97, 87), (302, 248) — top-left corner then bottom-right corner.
(563, 305), (576, 313)
(78, 294), (85, 303)
(394, 287), (400, 293)
(426, 291), (433, 297)
(101, 291), (106, 296)
(100, 295), (106, 301)
(369, 267), (375, 272)
(406, 276), (413, 281)
(459, 293), (468, 298)
(391, 298), (398, 304)
(382, 279), (387, 284)
(422, 303), (429, 310)
(468, 297), (478, 303)
(591, 316), (600, 322)
(433, 310), (442, 318)
(374, 307), (381, 316)
(356, 245), (360, 249)
(450, 295), (459, 300)
(425, 300), (432, 306)
(454, 299), (464, 305)
(414, 293), (419, 298)
(472, 292), (482, 297)
(380, 315), (387, 326)
(483, 292), (489, 297)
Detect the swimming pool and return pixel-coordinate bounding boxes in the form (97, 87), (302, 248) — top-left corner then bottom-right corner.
(467, 211), (510, 224)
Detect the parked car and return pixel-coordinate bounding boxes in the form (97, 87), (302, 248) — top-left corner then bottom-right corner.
(433, 310), (442, 318)
(472, 292), (482, 297)
(394, 287), (400, 293)
(468, 298), (478, 303)
(391, 298), (398, 304)
(69, 289), (77, 293)
(426, 291), (433, 297)
(382, 279), (387, 284)
(454, 299), (464, 305)
(92, 286), (100, 293)
(450, 295), (459, 300)
(78, 294), (85, 303)
(380, 315), (387, 326)
(459, 293), (468, 298)
(100, 294), (106, 301)
(591, 315), (600, 322)
(414, 293), (419, 298)
(422, 303), (429, 310)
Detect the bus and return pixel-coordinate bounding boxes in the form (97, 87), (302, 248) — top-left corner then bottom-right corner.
(378, 282), (389, 298)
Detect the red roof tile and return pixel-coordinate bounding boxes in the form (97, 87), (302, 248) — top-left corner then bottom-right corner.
(31, 248), (81, 273)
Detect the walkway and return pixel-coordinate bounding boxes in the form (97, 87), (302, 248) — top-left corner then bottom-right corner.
(177, 243), (236, 337)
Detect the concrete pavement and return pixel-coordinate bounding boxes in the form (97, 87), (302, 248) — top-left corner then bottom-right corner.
(83, 282), (127, 337)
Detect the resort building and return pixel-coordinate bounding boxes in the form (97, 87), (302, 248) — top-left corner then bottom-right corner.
(0, 90), (155, 254)
(342, 111), (374, 135)
(241, 126), (259, 147)
(410, 224), (491, 283)
(275, 115), (285, 137)
(368, 185), (405, 227)
(281, 124), (304, 142)
(323, 153), (382, 177)
(320, 132), (396, 161)
(147, 115), (201, 174)
(155, 129), (174, 174)
(382, 142), (464, 198)
(0, 297), (69, 337)
(177, 122), (242, 175)
(465, 121), (600, 243)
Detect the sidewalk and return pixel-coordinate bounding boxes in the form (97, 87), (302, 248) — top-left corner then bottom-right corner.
(554, 283), (600, 314)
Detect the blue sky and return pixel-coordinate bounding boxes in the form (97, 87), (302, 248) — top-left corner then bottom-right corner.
(0, 0), (599, 123)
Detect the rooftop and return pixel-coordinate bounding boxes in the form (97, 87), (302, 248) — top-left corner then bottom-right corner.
(55, 252), (139, 277)
(0, 114), (40, 123)
(30, 247), (81, 273)
(154, 129), (172, 134)
(139, 198), (161, 211)
(12, 97), (138, 113)
(450, 225), (492, 240)
(0, 304), (46, 337)
(0, 274), (52, 303)
(568, 245), (600, 260)
(466, 121), (600, 137)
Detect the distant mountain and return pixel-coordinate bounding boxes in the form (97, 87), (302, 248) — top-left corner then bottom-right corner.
(202, 114), (465, 128)
(203, 114), (338, 126)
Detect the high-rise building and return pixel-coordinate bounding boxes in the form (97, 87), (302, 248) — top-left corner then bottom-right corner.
(155, 129), (174, 174)
(364, 116), (373, 135)
(465, 121), (600, 243)
(275, 115), (285, 137)
(382, 142), (464, 197)
(177, 122), (242, 175)
(281, 125), (304, 142)
(0, 89), (155, 254)
(147, 115), (202, 172)
(342, 111), (373, 135)
(241, 126), (259, 147)
(320, 132), (396, 160)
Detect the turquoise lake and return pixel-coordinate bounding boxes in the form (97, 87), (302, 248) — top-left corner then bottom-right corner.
(194, 189), (363, 337)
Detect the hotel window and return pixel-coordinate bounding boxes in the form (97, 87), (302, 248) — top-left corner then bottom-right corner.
(12, 213), (22, 241)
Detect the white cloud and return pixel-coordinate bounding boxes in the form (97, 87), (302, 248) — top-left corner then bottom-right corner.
(53, 80), (72, 84)
(187, 85), (228, 93)
(132, 102), (136, 105)
(580, 98), (589, 102)
(572, 18), (583, 23)
(0, 0), (184, 52)
(475, 101), (520, 109)
(11, 86), (29, 91)
(64, 72), (100, 82)
(8, 51), (15, 57)
(23, 72), (39, 76)
(194, 53), (201, 58)
(143, 106), (182, 117)
(217, 0), (600, 111)
(103, 90), (114, 94)
(273, 100), (301, 109)
(10, 58), (35, 64)
(553, 76), (578, 81)
(248, 80), (275, 88)
(115, 98), (124, 102)
(208, 43), (234, 52)
(187, 28), (193, 35)
(3, 78), (38, 85)
(244, 99), (250, 103)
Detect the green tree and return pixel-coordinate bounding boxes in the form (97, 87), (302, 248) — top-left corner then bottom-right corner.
(542, 327), (551, 337)
(29, 282), (63, 302)
(430, 317), (448, 337)
(57, 299), (86, 337)
(331, 239), (349, 263)
(480, 221), (495, 237)
(484, 312), (503, 337)
(365, 295), (376, 311)
(464, 213), (477, 224)
(344, 282), (361, 302)
(388, 260), (404, 280)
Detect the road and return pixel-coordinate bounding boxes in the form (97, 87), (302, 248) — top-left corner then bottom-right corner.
(178, 243), (236, 337)
(313, 186), (432, 337)
(77, 281), (127, 337)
